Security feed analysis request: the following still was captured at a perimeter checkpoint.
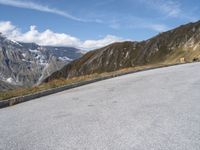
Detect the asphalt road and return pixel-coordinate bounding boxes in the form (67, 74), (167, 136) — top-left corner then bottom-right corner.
(1, 63), (200, 150)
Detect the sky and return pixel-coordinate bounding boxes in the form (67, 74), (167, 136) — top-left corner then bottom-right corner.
(0, 0), (199, 50)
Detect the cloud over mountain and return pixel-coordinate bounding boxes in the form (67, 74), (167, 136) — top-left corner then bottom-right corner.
(0, 21), (125, 50)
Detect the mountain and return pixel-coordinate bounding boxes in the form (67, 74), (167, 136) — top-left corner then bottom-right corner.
(19, 43), (84, 61)
(0, 34), (83, 90)
(44, 21), (200, 82)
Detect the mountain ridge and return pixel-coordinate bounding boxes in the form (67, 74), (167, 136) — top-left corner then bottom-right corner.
(44, 20), (200, 82)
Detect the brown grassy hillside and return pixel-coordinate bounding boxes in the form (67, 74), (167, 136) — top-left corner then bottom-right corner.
(44, 21), (200, 82)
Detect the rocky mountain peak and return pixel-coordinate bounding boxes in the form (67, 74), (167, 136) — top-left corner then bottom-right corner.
(0, 35), (83, 90)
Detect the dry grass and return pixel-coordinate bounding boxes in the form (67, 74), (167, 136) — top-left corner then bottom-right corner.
(0, 62), (182, 101)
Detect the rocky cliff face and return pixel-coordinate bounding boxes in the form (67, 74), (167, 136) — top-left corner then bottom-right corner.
(44, 21), (200, 82)
(0, 80), (18, 91)
(0, 35), (83, 90)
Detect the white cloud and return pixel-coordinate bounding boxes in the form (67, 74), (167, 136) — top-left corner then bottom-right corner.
(0, 0), (84, 22)
(0, 21), (126, 50)
(82, 35), (124, 49)
(146, 24), (169, 32)
(156, 0), (181, 18)
(138, 0), (197, 21)
(110, 16), (169, 32)
(0, 21), (16, 33)
(139, 0), (182, 18)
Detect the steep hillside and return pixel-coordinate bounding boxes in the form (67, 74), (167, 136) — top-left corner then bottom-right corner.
(0, 35), (83, 90)
(44, 21), (200, 82)
(0, 80), (18, 91)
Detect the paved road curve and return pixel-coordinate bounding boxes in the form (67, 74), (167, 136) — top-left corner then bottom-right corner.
(1, 63), (200, 150)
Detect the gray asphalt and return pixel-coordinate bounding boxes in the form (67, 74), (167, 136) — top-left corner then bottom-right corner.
(1, 63), (200, 150)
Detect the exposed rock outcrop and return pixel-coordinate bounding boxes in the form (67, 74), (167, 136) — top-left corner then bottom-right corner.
(0, 36), (83, 90)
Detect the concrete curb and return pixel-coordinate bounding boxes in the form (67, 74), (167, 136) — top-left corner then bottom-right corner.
(0, 63), (189, 108)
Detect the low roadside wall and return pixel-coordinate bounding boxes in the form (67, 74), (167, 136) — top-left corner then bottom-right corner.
(0, 63), (188, 108)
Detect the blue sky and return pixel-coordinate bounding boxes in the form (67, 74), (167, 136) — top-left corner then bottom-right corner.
(0, 0), (199, 49)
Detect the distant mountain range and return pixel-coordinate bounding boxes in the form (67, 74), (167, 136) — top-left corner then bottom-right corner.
(44, 20), (200, 82)
(0, 34), (84, 91)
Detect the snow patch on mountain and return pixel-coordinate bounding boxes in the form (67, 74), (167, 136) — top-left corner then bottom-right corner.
(29, 49), (40, 53)
(6, 77), (14, 83)
(59, 56), (73, 61)
(10, 39), (23, 47)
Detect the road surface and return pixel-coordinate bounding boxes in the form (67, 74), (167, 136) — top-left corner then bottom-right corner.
(1, 63), (200, 150)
